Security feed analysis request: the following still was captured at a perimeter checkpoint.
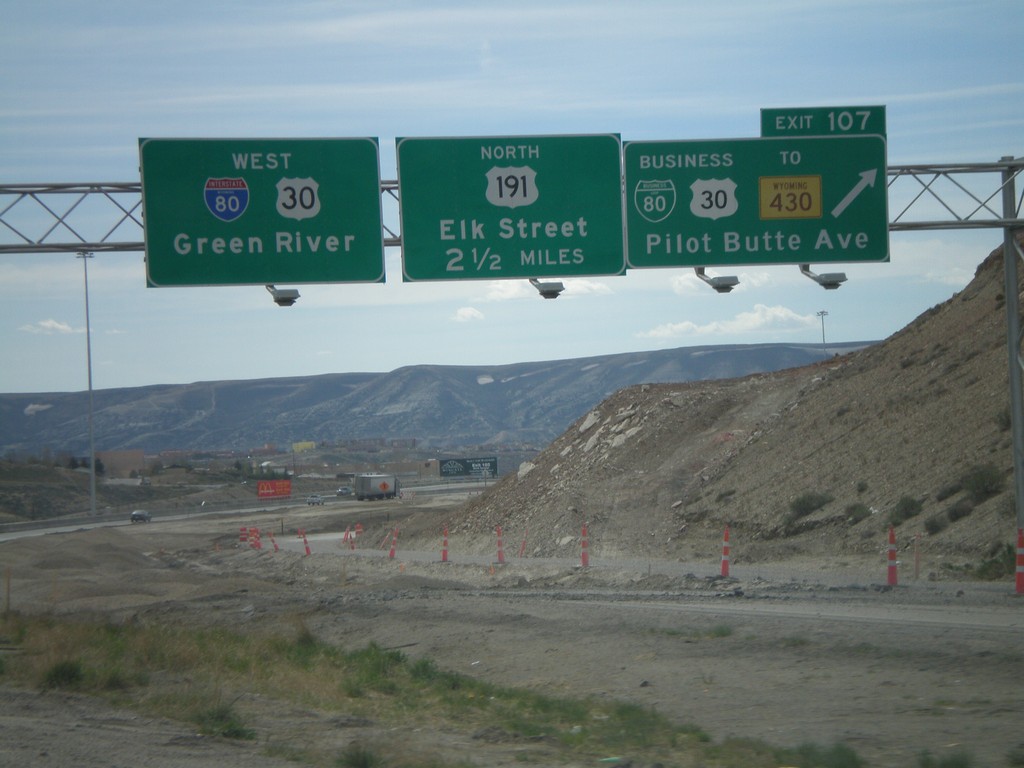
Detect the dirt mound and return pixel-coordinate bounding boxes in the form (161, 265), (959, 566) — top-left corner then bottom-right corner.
(435, 239), (1019, 569)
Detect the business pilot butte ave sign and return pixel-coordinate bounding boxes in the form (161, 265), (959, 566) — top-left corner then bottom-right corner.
(624, 134), (888, 268)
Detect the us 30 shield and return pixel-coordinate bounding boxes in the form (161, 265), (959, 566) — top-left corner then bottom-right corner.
(689, 178), (738, 220)
(276, 177), (321, 221)
(634, 179), (676, 223)
(485, 165), (538, 209)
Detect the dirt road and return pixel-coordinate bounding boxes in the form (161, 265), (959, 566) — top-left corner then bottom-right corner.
(1, 500), (1022, 767)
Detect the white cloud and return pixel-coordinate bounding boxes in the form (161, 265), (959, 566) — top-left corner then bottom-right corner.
(19, 319), (81, 334)
(880, 82), (1024, 107)
(845, 235), (989, 289)
(564, 279), (615, 297)
(666, 273), (698, 296)
(482, 278), (616, 302)
(484, 282), (533, 301)
(638, 304), (814, 339)
(452, 306), (485, 322)
(668, 269), (779, 296)
(736, 270), (777, 289)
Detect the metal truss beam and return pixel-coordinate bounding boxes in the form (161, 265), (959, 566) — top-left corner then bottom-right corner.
(1, 159), (1021, 254)
(888, 158), (1024, 231)
(0, 183), (144, 253)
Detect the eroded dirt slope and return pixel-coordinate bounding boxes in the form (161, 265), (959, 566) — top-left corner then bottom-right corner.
(444, 241), (1019, 569)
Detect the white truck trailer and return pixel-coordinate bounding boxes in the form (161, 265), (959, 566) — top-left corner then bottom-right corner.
(353, 473), (400, 501)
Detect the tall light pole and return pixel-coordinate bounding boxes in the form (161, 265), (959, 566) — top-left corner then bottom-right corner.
(816, 310), (829, 359)
(77, 251), (97, 517)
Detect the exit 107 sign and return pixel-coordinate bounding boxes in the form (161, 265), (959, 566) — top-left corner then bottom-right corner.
(761, 105), (886, 137)
(624, 135), (888, 268)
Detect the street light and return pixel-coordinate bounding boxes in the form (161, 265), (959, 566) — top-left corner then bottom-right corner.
(528, 278), (564, 299)
(694, 267), (740, 293)
(800, 263), (847, 290)
(266, 284), (300, 306)
(77, 251), (97, 517)
(816, 310), (829, 359)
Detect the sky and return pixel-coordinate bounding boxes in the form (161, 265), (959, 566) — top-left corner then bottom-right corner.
(1, 0), (1022, 394)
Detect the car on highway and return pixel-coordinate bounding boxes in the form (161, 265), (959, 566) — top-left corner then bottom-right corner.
(129, 510), (151, 523)
(305, 494), (324, 506)
(336, 486), (352, 496)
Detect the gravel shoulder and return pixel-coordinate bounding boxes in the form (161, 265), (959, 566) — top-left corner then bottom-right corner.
(1, 503), (1022, 768)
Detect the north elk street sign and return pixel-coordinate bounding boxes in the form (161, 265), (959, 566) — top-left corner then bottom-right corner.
(396, 135), (626, 280)
(624, 135), (888, 268)
(140, 138), (384, 286)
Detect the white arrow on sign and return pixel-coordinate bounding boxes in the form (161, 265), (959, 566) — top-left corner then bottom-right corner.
(831, 169), (878, 218)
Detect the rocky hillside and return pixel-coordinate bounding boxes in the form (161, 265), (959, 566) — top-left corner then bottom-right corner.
(446, 239), (1020, 567)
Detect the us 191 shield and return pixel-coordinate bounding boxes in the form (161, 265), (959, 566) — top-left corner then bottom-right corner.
(204, 178), (249, 222)
(485, 165), (538, 209)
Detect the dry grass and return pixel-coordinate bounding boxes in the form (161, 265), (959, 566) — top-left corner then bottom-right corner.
(0, 612), (867, 767)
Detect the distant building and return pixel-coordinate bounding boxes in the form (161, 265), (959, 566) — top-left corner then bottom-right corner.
(96, 450), (145, 478)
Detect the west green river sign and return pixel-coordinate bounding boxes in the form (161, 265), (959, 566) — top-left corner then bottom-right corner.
(140, 138), (385, 286)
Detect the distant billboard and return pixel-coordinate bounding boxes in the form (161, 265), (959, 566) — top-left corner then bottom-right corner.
(440, 456), (498, 478)
(257, 479), (292, 499)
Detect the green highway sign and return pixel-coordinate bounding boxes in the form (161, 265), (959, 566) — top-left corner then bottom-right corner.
(624, 135), (888, 268)
(140, 138), (384, 286)
(761, 105), (886, 137)
(439, 456), (498, 478)
(396, 135), (625, 280)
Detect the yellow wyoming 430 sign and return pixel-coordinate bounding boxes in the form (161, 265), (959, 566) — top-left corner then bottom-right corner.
(759, 175), (823, 220)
